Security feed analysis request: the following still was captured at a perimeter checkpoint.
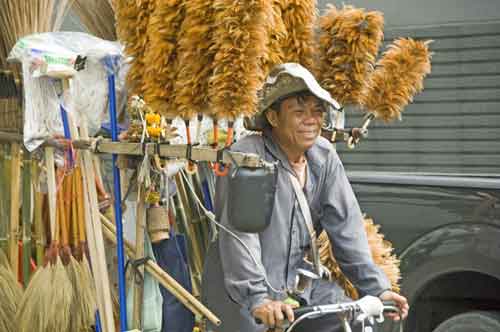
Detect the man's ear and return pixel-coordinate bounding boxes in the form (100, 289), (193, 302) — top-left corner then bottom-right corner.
(265, 109), (279, 127)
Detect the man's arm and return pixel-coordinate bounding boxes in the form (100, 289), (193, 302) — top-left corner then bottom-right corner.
(319, 152), (391, 296)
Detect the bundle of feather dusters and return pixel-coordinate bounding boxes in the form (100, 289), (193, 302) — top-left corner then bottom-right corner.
(208, 0), (271, 120)
(317, 5), (384, 106)
(318, 217), (401, 299)
(174, 0), (215, 119)
(281, 0), (317, 72)
(142, 0), (185, 119)
(115, 0), (154, 96)
(360, 38), (432, 121)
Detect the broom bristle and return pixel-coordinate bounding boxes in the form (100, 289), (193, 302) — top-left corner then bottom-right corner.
(208, 0), (272, 120)
(72, 0), (116, 40)
(45, 257), (74, 332)
(360, 38), (432, 121)
(281, 0), (317, 72)
(142, 0), (185, 118)
(16, 266), (52, 332)
(0, 265), (23, 332)
(318, 216), (401, 299)
(317, 5), (384, 105)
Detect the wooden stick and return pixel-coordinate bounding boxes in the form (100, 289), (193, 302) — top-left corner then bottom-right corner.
(99, 213), (222, 326)
(21, 147), (32, 285)
(32, 160), (45, 266)
(132, 186), (147, 328)
(8, 142), (21, 274)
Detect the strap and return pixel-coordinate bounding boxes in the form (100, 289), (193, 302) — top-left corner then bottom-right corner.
(288, 172), (322, 276)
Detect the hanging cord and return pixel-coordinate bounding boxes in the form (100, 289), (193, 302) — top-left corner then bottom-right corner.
(185, 119), (198, 174)
(179, 170), (285, 295)
(214, 120), (234, 176)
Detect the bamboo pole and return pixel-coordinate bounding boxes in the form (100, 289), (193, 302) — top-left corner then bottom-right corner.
(99, 213), (221, 326)
(0, 145), (7, 253)
(132, 186), (147, 328)
(21, 147), (32, 286)
(32, 161), (45, 266)
(9, 142), (21, 275)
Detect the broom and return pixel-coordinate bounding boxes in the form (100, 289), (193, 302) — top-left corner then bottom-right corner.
(208, 0), (271, 121)
(359, 38), (432, 122)
(72, 0), (117, 40)
(16, 148), (74, 332)
(0, 249), (22, 332)
(280, 0), (317, 72)
(73, 164), (97, 330)
(142, 0), (185, 118)
(317, 5), (384, 106)
(318, 216), (400, 299)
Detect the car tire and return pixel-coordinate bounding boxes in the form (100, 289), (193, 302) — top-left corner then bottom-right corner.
(433, 311), (500, 332)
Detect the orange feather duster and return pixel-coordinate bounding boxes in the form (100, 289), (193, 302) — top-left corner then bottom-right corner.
(360, 38), (432, 121)
(317, 5), (384, 106)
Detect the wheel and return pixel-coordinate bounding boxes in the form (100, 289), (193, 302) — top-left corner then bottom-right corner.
(433, 311), (500, 332)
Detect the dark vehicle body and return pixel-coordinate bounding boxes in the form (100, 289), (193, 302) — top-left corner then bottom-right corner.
(317, 0), (500, 330)
(349, 173), (500, 332)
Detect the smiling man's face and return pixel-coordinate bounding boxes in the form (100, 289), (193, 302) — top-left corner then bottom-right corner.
(266, 93), (324, 154)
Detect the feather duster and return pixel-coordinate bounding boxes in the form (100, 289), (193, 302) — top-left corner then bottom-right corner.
(281, 0), (317, 72)
(360, 38), (432, 122)
(317, 5), (384, 106)
(261, 0), (288, 78)
(174, 0), (215, 119)
(318, 217), (401, 299)
(115, 0), (154, 95)
(142, 0), (185, 118)
(208, 0), (272, 120)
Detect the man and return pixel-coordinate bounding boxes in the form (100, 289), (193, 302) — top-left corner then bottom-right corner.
(202, 63), (408, 332)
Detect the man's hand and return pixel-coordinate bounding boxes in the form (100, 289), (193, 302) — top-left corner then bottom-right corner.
(379, 290), (409, 321)
(252, 300), (295, 331)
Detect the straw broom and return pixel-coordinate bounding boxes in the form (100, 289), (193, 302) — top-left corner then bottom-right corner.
(280, 0), (317, 72)
(0, 249), (22, 332)
(317, 5), (384, 106)
(73, 165), (97, 330)
(72, 0), (117, 40)
(115, 0), (155, 96)
(360, 38), (432, 122)
(174, 0), (214, 119)
(142, 0), (185, 118)
(318, 216), (400, 299)
(208, 0), (271, 121)
(16, 149), (74, 332)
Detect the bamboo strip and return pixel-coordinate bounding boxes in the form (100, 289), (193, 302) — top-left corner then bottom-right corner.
(132, 186), (147, 328)
(99, 213), (221, 326)
(32, 160), (44, 266)
(8, 143), (21, 275)
(21, 147), (32, 286)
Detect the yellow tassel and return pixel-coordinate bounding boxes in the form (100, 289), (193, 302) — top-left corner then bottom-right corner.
(317, 5), (384, 105)
(142, 0), (185, 118)
(281, 0), (317, 72)
(208, 0), (272, 120)
(360, 38), (432, 121)
(174, 0), (215, 120)
(318, 216), (401, 299)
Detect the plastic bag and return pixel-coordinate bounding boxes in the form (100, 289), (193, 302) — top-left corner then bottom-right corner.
(8, 32), (124, 151)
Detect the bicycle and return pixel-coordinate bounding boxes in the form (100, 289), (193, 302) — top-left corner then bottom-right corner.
(257, 295), (403, 332)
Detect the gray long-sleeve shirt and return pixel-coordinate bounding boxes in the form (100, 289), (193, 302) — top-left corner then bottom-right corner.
(209, 129), (390, 328)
